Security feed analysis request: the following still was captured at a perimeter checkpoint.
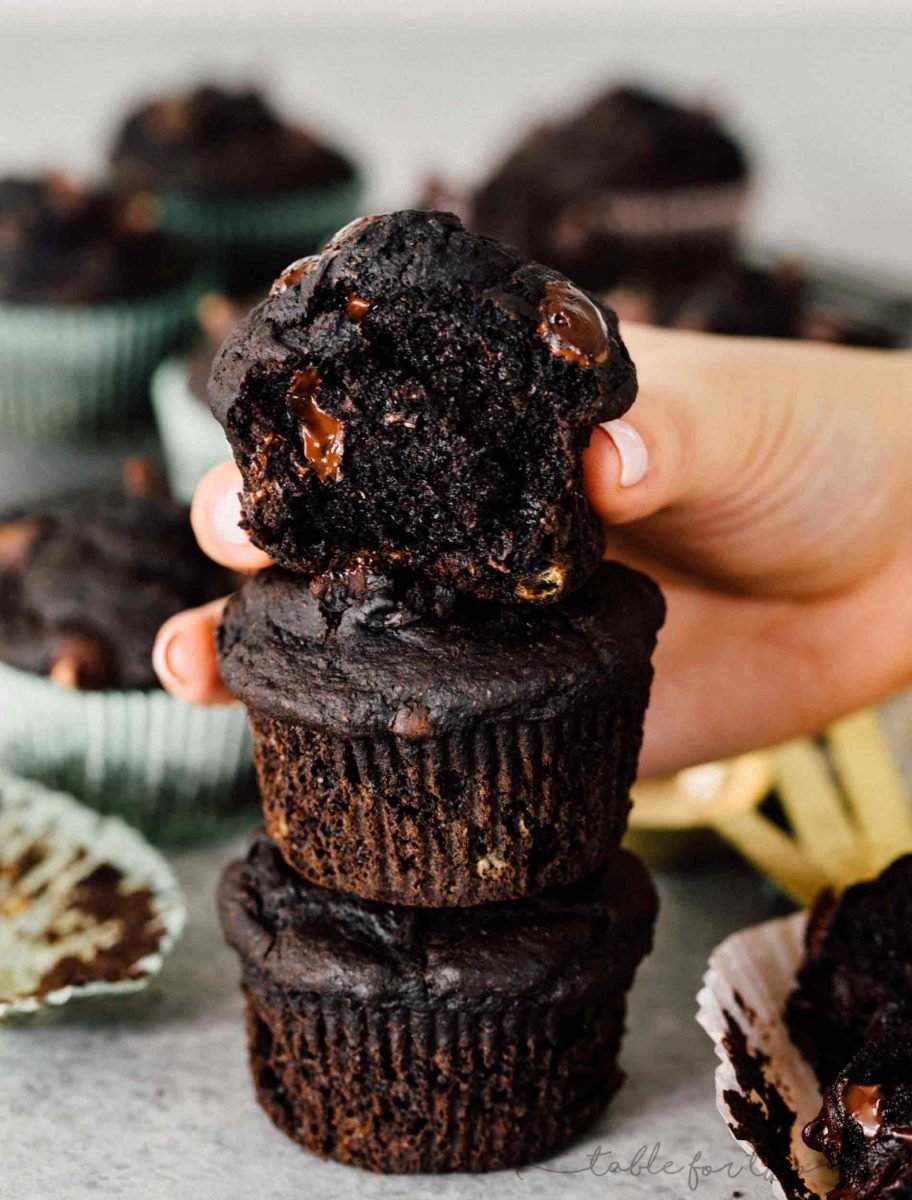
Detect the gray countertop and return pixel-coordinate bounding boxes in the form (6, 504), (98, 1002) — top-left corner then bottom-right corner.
(0, 836), (789, 1200)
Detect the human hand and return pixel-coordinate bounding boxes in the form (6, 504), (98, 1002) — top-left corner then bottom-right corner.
(153, 327), (912, 777)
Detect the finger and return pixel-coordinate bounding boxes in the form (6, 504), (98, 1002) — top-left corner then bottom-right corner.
(587, 326), (906, 595)
(191, 460), (273, 574)
(584, 323), (778, 528)
(152, 597), (236, 705)
(638, 545), (912, 776)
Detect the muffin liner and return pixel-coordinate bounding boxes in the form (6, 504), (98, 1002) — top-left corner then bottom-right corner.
(0, 281), (205, 442)
(253, 699), (643, 906)
(0, 770), (185, 1017)
(557, 181), (750, 245)
(242, 981), (628, 1173)
(0, 661), (254, 842)
(696, 911), (836, 1200)
(151, 356), (231, 502)
(156, 176), (364, 289)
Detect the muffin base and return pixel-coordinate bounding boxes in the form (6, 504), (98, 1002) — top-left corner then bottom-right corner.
(242, 983), (626, 1174)
(253, 700), (644, 906)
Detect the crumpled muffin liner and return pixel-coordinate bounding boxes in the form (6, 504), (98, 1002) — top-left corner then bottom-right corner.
(696, 911), (836, 1200)
(0, 661), (254, 843)
(151, 356), (231, 502)
(0, 770), (185, 1017)
(0, 281), (205, 442)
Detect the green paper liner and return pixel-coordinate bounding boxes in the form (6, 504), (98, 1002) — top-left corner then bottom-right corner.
(0, 281), (205, 442)
(157, 175), (364, 288)
(151, 357), (230, 502)
(0, 661), (254, 843)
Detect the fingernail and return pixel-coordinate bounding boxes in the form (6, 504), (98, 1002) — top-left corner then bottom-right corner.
(211, 487), (249, 546)
(599, 419), (649, 486)
(153, 626), (190, 687)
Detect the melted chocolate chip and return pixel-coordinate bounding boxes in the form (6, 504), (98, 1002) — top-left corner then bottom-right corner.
(538, 280), (610, 367)
(270, 255), (319, 297)
(0, 518), (42, 569)
(844, 1084), (884, 1139)
(346, 294), (372, 321)
(48, 634), (113, 690)
(287, 368), (344, 483)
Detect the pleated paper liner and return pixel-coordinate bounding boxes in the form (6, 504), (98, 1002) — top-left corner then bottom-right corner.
(628, 704), (912, 904)
(154, 175), (364, 292)
(0, 661), (255, 843)
(0, 771), (185, 1018)
(696, 910), (832, 1200)
(0, 280), (205, 442)
(151, 356), (231, 502)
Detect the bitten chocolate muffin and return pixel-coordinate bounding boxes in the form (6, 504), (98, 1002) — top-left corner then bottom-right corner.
(471, 85), (749, 295)
(0, 467), (232, 690)
(0, 175), (196, 304)
(785, 856), (912, 1086)
(217, 558), (663, 906)
(218, 832), (658, 1174)
(210, 209), (637, 605)
(803, 1007), (912, 1200)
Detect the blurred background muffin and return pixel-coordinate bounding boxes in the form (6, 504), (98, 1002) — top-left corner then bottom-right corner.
(0, 174), (201, 441)
(109, 84), (363, 295)
(0, 460), (253, 841)
(471, 85), (750, 298)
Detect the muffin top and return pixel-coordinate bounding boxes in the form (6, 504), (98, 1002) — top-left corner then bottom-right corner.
(110, 84), (355, 198)
(0, 176), (197, 305)
(786, 855), (912, 1086)
(210, 209), (637, 605)
(217, 559), (664, 734)
(0, 468), (233, 690)
(219, 832), (657, 1007)
(471, 85), (748, 289)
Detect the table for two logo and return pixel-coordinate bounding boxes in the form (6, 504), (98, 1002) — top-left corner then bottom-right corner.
(516, 1141), (795, 1192)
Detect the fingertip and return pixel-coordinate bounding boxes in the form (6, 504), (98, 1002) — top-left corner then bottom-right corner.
(191, 460), (273, 573)
(153, 599), (236, 706)
(583, 419), (654, 525)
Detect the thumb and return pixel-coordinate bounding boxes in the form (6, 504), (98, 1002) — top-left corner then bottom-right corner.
(585, 325), (907, 596)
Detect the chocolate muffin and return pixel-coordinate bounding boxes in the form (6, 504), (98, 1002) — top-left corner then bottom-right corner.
(110, 84), (361, 293)
(0, 468), (232, 690)
(0, 174), (196, 304)
(217, 558), (663, 906)
(111, 85), (354, 198)
(471, 85), (749, 295)
(609, 260), (909, 347)
(803, 1007), (912, 1199)
(785, 856), (912, 1086)
(218, 832), (658, 1174)
(210, 209), (637, 606)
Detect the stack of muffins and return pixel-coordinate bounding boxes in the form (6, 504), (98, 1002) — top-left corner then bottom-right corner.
(215, 210), (665, 1173)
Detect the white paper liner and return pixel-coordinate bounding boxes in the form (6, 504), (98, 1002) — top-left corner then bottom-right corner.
(0, 770), (186, 1017)
(696, 911), (837, 1200)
